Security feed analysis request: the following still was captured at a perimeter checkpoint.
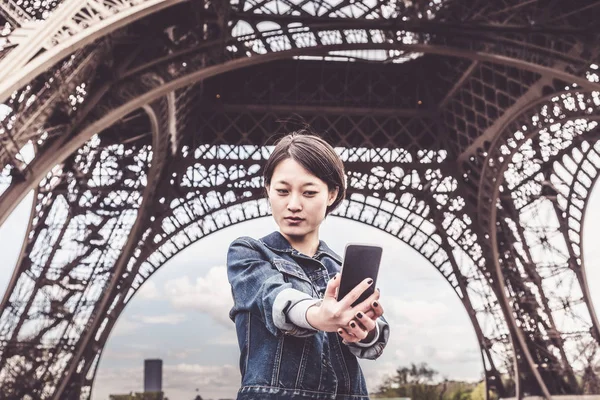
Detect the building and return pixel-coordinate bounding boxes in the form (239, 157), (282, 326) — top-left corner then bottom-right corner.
(144, 359), (163, 393)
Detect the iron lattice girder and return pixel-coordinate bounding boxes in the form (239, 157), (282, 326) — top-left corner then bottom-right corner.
(52, 94), (176, 399)
(63, 137), (512, 398)
(0, 0), (596, 228)
(198, 57), (462, 111)
(0, 52), (592, 217)
(0, 94), (171, 400)
(0, 138), (153, 399)
(0, 0), (598, 192)
(0, 0), (599, 399)
(0, 108), (513, 399)
(474, 87), (600, 397)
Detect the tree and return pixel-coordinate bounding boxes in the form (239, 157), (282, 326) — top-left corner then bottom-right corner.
(373, 363), (479, 400)
(470, 381), (486, 400)
(470, 381), (497, 400)
(374, 362), (440, 400)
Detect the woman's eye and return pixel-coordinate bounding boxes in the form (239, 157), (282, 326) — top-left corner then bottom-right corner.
(304, 191), (317, 196)
(276, 189), (288, 194)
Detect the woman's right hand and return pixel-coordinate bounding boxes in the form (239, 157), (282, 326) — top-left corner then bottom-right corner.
(306, 273), (379, 339)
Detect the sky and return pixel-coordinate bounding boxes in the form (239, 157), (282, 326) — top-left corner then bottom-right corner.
(0, 189), (600, 400)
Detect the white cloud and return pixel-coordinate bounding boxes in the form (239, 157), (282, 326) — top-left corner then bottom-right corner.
(0, 104), (10, 120)
(414, 345), (480, 365)
(0, 193), (32, 287)
(102, 348), (144, 361)
(111, 317), (142, 337)
(133, 313), (187, 325)
(163, 363), (240, 398)
(92, 363), (240, 400)
(384, 296), (450, 327)
(166, 348), (204, 360)
(137, 280), (161, 300)
(358, 293), (483, 390)
(163, 266), (234, 328)
(111, 313), (187, 338)
(93, 365), (142, 399)
(360, 360), (400, 392)
(207, 331), (238, 346)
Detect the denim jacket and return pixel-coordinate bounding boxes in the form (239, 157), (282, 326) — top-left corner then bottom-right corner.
(227, 231), (390, 400)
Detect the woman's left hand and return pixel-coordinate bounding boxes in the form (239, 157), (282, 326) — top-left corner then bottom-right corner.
(338, 290), (384, 344)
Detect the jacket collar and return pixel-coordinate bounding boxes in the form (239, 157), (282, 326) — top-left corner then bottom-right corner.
(260, 231), (342, 263)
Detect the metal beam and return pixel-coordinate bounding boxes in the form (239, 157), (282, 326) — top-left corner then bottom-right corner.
(3, 41), (600, 230)
(51, 101), (170, 399)
(216, 103), (436, 117)
(438, 61), (479, 110)
(231, 12), (598, 36)
(0, 0), (189, 104)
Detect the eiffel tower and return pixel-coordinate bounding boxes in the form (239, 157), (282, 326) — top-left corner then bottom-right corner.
(0, 0), (599, 399)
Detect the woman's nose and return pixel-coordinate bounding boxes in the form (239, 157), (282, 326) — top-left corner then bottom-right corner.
(287, 194), (302, 211)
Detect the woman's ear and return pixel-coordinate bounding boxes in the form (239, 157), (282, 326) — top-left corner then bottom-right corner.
(327, 186), (339, 207)
(265, 186), (271, 209)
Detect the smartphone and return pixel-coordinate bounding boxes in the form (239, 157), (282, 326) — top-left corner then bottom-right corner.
(337, 244), (383, 307)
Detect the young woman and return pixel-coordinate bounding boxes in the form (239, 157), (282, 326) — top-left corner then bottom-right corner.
(227, 132), (390, 399)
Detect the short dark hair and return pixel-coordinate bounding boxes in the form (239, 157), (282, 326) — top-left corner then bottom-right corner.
(263, 131), (346, 214)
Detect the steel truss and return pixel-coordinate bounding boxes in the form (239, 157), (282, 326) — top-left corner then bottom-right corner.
(0, 0), (599, 399)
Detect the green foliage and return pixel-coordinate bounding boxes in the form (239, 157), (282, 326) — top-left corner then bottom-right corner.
(372, 362), (480, 400)
(470, 381), (497, 400)
(470, 381), (485, 400)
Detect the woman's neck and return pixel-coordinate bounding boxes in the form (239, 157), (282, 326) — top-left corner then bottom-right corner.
(282, 232), (319, 257)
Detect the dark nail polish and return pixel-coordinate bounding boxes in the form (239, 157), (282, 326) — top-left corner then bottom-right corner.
(367, 279), (373, 285)
(373, 301), (379, 307)
(356, 312), (363, 319)
(333, 275), (337, 280)
(350, 322), (356, 328)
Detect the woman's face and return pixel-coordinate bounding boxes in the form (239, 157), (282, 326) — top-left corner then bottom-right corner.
(267, 158), (338, 244)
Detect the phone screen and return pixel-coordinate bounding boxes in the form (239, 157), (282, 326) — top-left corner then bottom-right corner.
(337, 244), (382, 307)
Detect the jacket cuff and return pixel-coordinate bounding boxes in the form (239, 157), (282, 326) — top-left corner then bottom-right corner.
(345, 317), (390, 360)
(273, 288), (318, 337)
(286, 298), (321, 330)
(352, 322), (380, 347)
